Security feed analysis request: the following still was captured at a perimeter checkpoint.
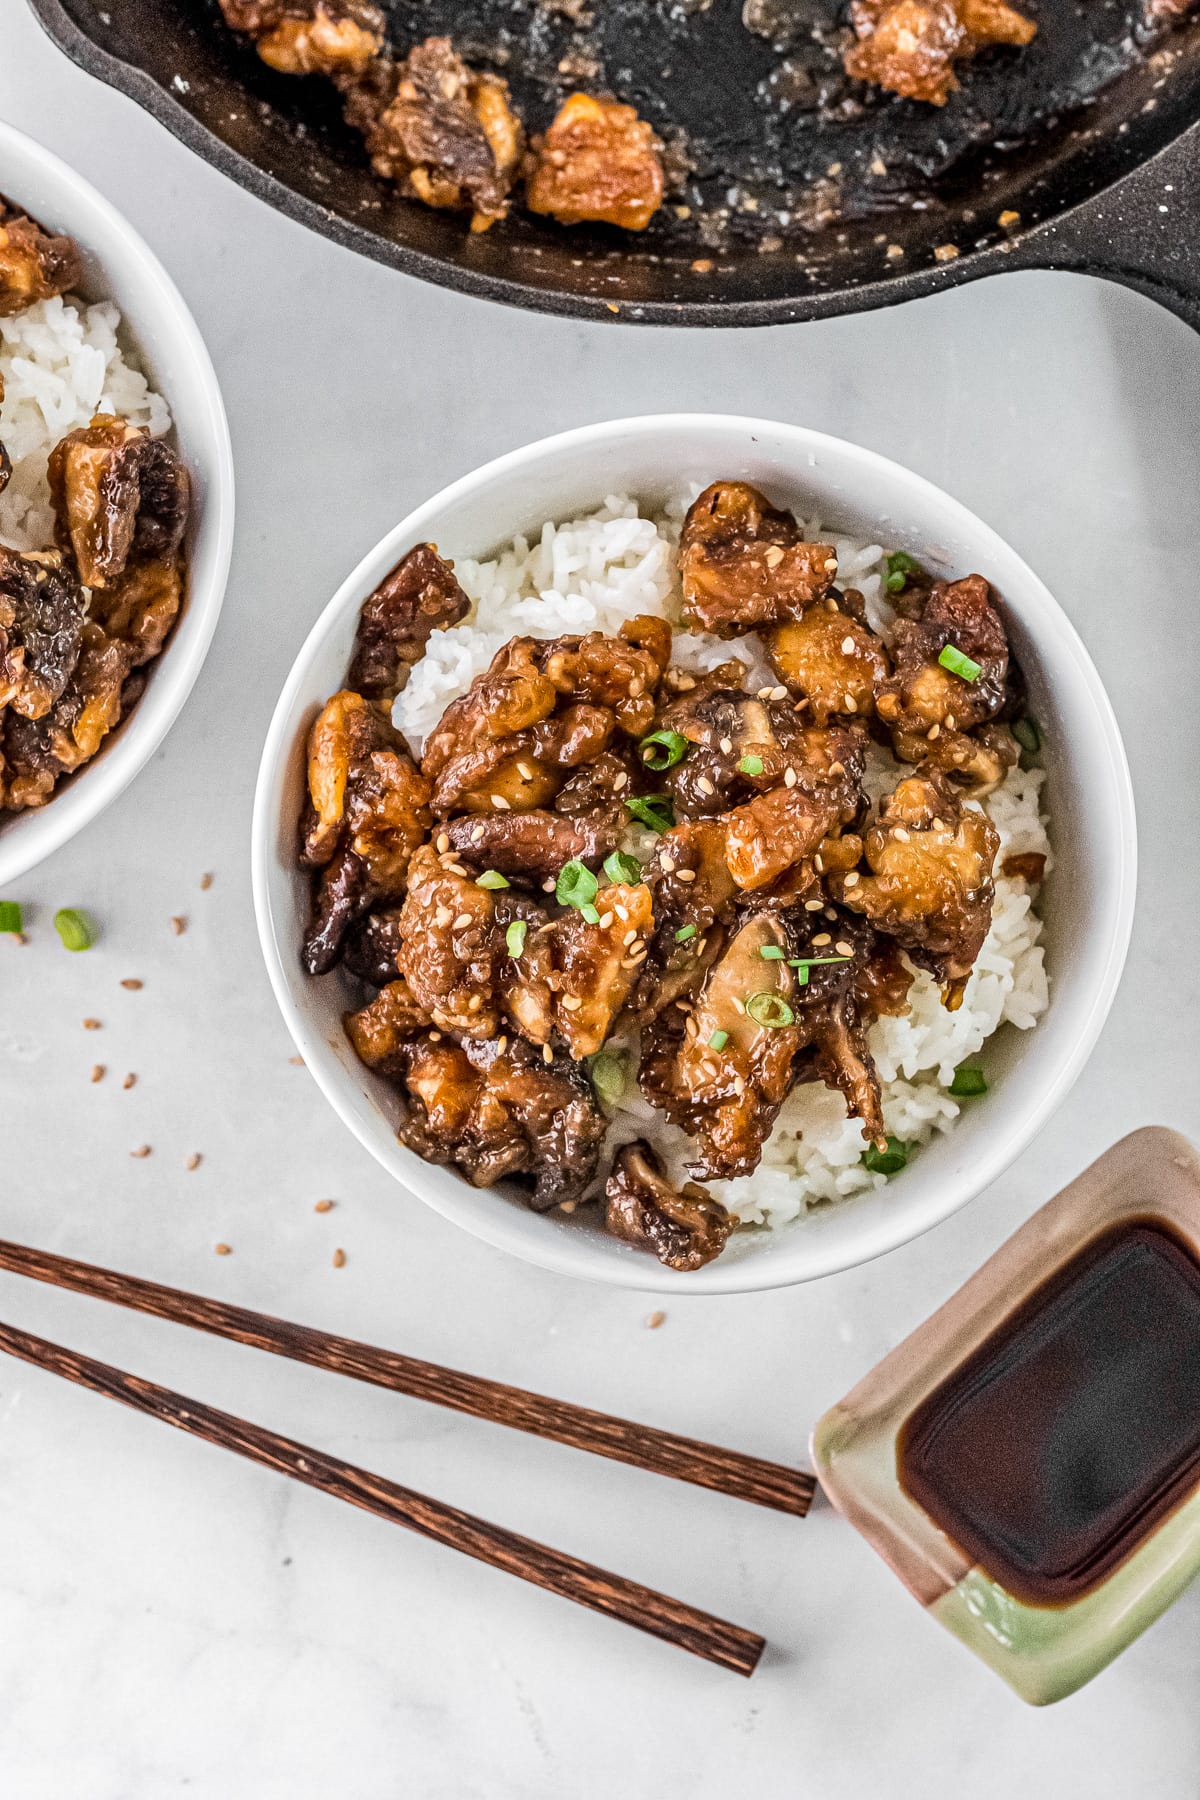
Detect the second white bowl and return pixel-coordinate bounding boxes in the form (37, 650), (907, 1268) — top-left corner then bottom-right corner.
(252, 414), (1135, 1294)
(0, 121), (233, 886)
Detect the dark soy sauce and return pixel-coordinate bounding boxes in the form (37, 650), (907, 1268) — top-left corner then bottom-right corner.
(899, 1220), (1200, 1606)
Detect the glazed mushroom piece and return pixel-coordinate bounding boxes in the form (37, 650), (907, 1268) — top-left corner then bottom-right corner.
(393, 1033), (607, 1210)
(678, 482), (838, 636)
(0, 208), (81, 316)
(218, 0), (385, 75)
(342, 38), (524, 231)
(843, 0), (1037, 105)
(830, 773), (1000, 1007)
(605, 1142), (734, 1273)
(525, 94), (665, 231)
(300, 691), (431, 975)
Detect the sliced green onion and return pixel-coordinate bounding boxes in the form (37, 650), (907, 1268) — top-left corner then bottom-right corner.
(885, 551), (919, 594)
(759, 944), (785, 961)
(0, 900), (23, 934)
(745, 991), (795, 1028)
(675, 923), (697, 943)
(1012, 717), (1041, 755)
(54, 908), (96, 952)
(788, 951), (853, 990)
(580, 903), (601, 926)
(505, 920), (527, 959)
(938, 644), (983, 683)
(949, 1064), (988, 1098)
(863, 1136), (909, 1177)
(708, 1029), (729, 1051)
(587, 1049), (628, 1107)
(624, 794), (675, 834)
(639, 728), (689, 771)
(556, 859), (598, 910)
(737, 754), (764, 777)
(475, 869), (509, 890)
(603, 850), (642, 885)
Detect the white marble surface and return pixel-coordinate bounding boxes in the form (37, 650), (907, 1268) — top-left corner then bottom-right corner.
(2, 2), (1200, 1792)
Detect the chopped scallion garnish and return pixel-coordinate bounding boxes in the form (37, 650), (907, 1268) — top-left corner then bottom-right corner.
(863, 1136), (910, 1177)
(587, 1049), (629, 1108)
(938, 644), (983, 682)
(787, 954), (853, 970)
(555, 859), (599, 911)
(708, 1030), (728, 1051)
(737, 755), (764, 777)
(475, 869), (509, 890)
(624, 794), (675, 834)
(54, 908), (96, 952)
(638, 729), (689, 772)
(675, 923), (697, 943)
(745, 991), (795, 1028)
(1012, 717), (1041, 755)
(505, 920), (527, 959)
(603, 850), (642, 885)
(581, 903), (601, 926)
(0, 900), (23, 934)
(884, 551), (919, 595)
(758, 944), (785, 960)
(949, 1064), (988, 1098)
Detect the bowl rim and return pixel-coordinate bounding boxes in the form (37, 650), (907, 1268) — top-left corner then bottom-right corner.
(252, 412), (1137, 1295)
(0, 117), (235, 885)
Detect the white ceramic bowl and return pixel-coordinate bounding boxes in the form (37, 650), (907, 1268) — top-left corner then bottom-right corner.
(252, 415), (1135, 1294)
(0, 121), (234, 885)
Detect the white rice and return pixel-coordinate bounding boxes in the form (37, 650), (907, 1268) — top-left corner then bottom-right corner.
(393, 495), (1051, 1231)
(0, 295), (170, 552)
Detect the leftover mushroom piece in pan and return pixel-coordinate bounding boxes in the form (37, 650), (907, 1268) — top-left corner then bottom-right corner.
(299, 484), (1042, 1271)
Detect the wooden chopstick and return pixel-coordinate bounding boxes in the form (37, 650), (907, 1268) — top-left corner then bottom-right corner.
(0, 1315), (764, 1676)
(0, 1238), (813, 1516)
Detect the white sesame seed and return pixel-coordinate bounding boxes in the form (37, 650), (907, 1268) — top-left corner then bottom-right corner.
(623, 928), (638, 945)
(719, 737), (733, 755)
(932, 818), (946, 833)
(841, 636), (856, 655)
(784, 767), (797, 789)
(697, 776), (715, 796)
(770, 686), (788, 701)
(928, 722), (941, 741)
(813, 932), (832, 946)
(453, 912), (472, 930)
(677, 868), (696, 883)
(436, 833), (449, 853)
(615, 904), (629, 921)
(660, 855), (676, 873)
(629, 676), (644, 697)
(844, 695), (858, 713)
(614, 772), (628, 791)
(435, 906), (452, 927)
(894, 827), (911, 842)
(844, 872), (860, 888)
(945, 714), (956, 731)
(543, 878), (556, 892)
(517, 762), (535, 780)
(561, 995), (582, 1010)
(599, 912), (614, 930)
(814, 855), (825, 872)
(836, 940), (854, 956)
(805, 898), (824, 911)
(491, 794), (511, 810)
(543, 1044), (554, 1064)
(757, 686), (774, 700)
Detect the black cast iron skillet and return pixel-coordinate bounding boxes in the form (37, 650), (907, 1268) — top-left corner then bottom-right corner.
(26, 0), (1200, 328)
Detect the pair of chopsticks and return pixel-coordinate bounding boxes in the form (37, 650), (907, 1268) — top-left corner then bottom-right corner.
(0, 1238), (813, 1676)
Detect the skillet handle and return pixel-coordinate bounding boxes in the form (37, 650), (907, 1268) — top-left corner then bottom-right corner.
(1005, 120), (1200, 334)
